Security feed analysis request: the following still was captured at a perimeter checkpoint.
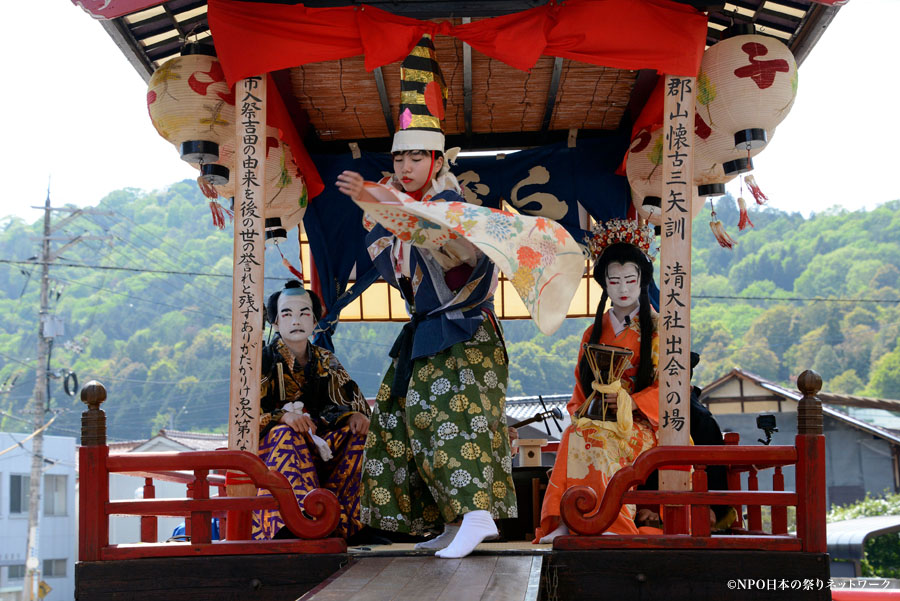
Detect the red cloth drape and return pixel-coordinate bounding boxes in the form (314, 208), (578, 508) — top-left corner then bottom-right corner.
(208, 0), (708, 84)
(208, 0), (708, 200)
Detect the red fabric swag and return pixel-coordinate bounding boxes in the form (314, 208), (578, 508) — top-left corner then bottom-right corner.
(208, 0), (707, 199)
(209, 0), (707, 84)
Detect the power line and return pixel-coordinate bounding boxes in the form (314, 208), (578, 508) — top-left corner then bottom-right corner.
(694, 295), (900, 304)
(90, 375), (230, 385)
(0, 258), (291, 280)
(49, 275), (231, 320)
(80, 213), (229, 316)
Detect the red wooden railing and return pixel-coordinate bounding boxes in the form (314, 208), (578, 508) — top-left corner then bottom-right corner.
(556, 370), (828, 552)
(78, 381), (345, 561)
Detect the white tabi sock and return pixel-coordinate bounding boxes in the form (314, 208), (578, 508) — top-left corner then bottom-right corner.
(538, 522), (569, 544)
(414, 524), (460, 550)
(435, 510), (498, 559)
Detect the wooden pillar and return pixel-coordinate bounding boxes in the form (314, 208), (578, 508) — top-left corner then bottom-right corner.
(227, 75), (267, 503)
(795, 369), (827, 552)
(658, 74), (695, 533)
(78, 381), (108, 561)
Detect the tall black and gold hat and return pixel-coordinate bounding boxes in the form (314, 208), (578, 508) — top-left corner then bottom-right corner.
(392, 34), (447, 153)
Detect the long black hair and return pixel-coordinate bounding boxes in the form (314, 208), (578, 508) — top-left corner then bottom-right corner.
(578, 242), (655, 395)
(265, 280), (323, 326)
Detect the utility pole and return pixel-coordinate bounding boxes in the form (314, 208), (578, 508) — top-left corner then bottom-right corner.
(22, 187), (51, 601)
(22, 192), (113, 601)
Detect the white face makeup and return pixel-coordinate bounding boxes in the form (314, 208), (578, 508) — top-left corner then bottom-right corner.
(274, 292), (315, 346)
(605, 261), (641, 314)
(393, 151), (443, 194)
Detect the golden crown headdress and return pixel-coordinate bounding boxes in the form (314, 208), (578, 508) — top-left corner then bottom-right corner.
(586, 218), (657, 263)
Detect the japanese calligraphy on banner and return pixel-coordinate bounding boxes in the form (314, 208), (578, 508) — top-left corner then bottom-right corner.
(658, 75), (694, 489)
(228, 75), (266, 454)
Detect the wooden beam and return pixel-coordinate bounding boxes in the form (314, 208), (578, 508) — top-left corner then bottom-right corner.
(619, 69), (659, 134)
(373, 67), (395, 136)
(100, 18), (155, 82)
(704, 395), (785, 404)
(540, 57), (564, 133)
(657, 74), (696, 504)
(462, 17), (473, 138)
(228, 76), (267, 463)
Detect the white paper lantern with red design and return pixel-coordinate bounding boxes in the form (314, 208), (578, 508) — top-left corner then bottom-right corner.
(264, 128), (307, 233)
(627, 127), (704, 226)
(147, 43), (235, 167)
(626, 127), (664, 225)
(697, 24), (797, 152)
(694, 110), (776, 186)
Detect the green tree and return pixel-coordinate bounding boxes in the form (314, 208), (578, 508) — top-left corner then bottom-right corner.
(828, 369), (863, 394)
(867, 349), (900, 399)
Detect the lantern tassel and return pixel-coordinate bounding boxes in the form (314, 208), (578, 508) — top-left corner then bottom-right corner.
(737, 196), (754, 230)
(197, 176), (219, 200)
(208, 201), (233, 230)
(745, 174), (768, 205)
(276, 244), (304, 281)
(709, 212), (737, 249)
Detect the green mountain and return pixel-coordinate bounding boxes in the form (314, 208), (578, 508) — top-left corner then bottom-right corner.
(1, 182), (898, 441)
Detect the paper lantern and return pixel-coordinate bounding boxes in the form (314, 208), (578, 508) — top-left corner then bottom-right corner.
(210, 139), (236, 200)
(265, 217), (288, 245)
(694, 109), (776, 181)
(147, 43), (235, 166)
(627, 127), (704, 226)
(697, 24), (797, 152)
(264, 128), (307, 233)
(625, 128), (663, 224)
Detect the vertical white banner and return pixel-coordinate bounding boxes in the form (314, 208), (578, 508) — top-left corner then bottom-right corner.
(658, 74), (695, 491)
(228, 75), (266, 455)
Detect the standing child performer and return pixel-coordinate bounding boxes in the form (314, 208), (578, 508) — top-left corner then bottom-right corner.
(335, 34), (517, 559)
(536, 219), (661, 542)
(253, 280), (371, 541)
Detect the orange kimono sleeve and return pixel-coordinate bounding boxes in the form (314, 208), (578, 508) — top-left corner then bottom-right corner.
(565, 326), (595, 416)
(629, 325), (660, 427)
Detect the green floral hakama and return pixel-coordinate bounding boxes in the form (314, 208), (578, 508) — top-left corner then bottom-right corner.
(361, 318), (518, 534)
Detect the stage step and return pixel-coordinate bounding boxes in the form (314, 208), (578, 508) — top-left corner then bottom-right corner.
(299, 554), (543, 601)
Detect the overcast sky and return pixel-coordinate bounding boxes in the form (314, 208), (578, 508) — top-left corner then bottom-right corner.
(2, 1), (898, 224)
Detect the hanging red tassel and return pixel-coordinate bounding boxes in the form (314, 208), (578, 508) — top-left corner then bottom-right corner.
(709, 211), (736, 249)
(197, 176), (219, 200)
(276, 244), (304, 281)
(737, 196), (754, 230)
(745, 174), (768, 205)
(209, 201), (226, 230)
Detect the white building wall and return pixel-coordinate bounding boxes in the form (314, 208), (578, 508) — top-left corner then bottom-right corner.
(108, 473), (187, 544)
(0, 433), (76, 601)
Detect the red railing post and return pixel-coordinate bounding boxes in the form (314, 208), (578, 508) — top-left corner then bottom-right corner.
(723, 432), (743, 529)
(690, 465), (710, 537)
(191, 470), (213, 544)
(225, 470), (254, 541)
(747, 467), (762, 532)
(771, 467), (787, 534)
(140, 477), (157, 543)
(78, 381), (109, 561)
(795, 370), (827, 552)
